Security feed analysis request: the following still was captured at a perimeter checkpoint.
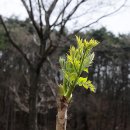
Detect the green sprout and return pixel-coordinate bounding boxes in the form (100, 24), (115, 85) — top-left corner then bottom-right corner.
(59, 36), (99, 102)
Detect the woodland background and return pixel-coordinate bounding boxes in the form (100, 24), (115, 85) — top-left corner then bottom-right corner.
(0, 18), (130, 130)
(0, 1), (130, 130)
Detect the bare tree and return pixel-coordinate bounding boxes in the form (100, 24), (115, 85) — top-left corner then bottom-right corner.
(0, 0), (127, 130)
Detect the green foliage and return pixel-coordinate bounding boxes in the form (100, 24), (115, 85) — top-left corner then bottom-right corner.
(59, 36), (99, 101)
(86, 27), (120, 46)
(0, 31), (8, 50)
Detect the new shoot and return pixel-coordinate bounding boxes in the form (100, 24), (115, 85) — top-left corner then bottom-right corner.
(56, 36), (99, 130)
(59, 36), (99, 101)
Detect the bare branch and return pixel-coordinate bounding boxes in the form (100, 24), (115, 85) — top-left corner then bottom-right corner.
(39, 0), (59, 56)
(51, 0), (72, 27)
(63, 0), (87, 24)
(47, 0), (59, 17)
(45, 0), (59, 27)
(0, 15), (33, 69)
(37, 0), (43, 33)
(51, 0), (87, 33)
(29, 0), (33, 15)
(75, 0), (127, 33)
(60, 0), (87, 33)
(21, 0), (41, 37)
(41, 0), (46, 12)
(69, 7), (96, 20)
(21, 0), (46, 57)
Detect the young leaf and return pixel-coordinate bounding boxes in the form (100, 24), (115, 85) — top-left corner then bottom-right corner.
(59, 36), (99, 101)
(83, 68), (88, 73)
(77, 77), (87, 86)
(83, 80), (96, 92)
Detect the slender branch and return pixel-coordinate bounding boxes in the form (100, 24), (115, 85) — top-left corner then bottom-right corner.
(39, 0), (59, 57)
(63, 0), (87, 24)
(45, 0), (59, 28)
(0, 15), (33, 69)
(21, 0), (46, 58)
(21, 0), (41, 37)
(41, 0), (46, 12)
(69, 7), (95, 20)
(29, 0), (33, 15)
(60, 0), (87, 33)
(52, 0), (87, 27)
(37, 0), (43, 34)
(75, 0), (127, 33)
(53, 0), (87, 33)
(51, 0), (72, 27)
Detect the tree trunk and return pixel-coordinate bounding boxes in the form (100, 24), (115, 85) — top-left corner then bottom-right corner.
(56, 97), (68, 130)
(29, 70), (39, 130)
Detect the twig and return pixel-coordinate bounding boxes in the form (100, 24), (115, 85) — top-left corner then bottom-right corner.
(75, 0), (127, 33)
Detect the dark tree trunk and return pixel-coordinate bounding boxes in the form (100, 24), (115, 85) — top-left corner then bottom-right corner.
(29, 70), (39, 130)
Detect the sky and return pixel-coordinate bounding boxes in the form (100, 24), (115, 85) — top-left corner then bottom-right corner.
(0, 0), (130, 35)
(99, 5), (130, 35)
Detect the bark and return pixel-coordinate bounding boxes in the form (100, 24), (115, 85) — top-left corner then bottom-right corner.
(56, 97), (68, 130)
(29, 70), (39, 130)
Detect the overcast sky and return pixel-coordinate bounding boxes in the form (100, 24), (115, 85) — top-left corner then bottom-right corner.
(0, 0), (130, 35)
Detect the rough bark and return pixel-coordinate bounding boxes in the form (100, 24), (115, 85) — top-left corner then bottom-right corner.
(56, 97), (68, 130)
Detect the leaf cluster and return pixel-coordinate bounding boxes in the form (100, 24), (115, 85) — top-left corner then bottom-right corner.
(59, 36), (99, 101)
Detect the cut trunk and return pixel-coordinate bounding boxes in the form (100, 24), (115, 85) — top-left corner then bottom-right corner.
(56, 97), (68, 130)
